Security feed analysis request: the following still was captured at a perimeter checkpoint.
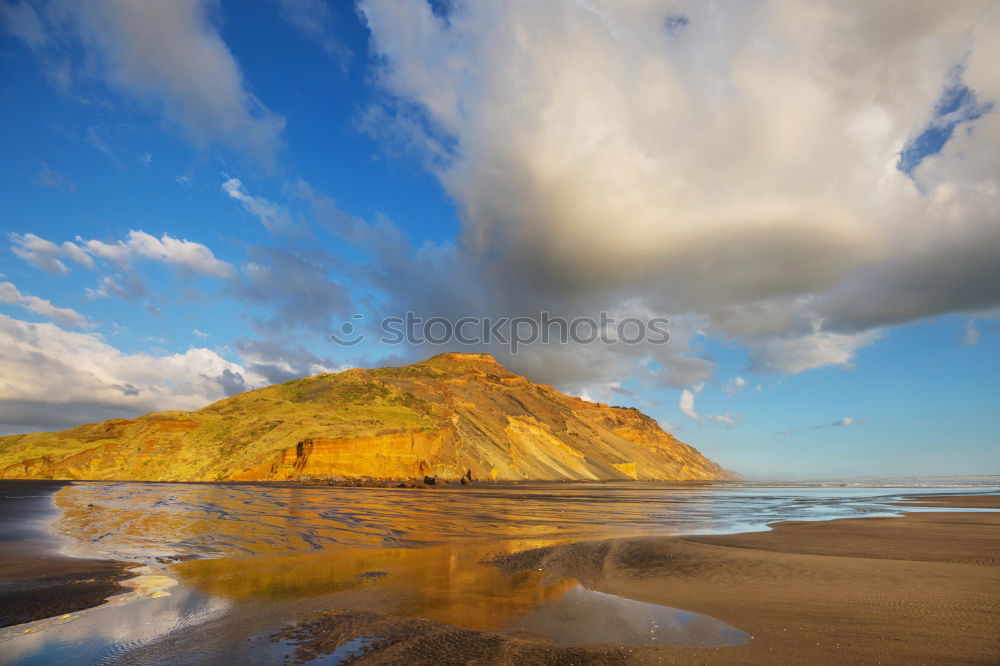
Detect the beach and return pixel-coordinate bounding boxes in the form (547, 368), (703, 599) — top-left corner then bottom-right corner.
(267, 493), (1000, 664)
(0, 549), (134, 630)
(0, 484), (997, 664)
(6, 0), (1000, 661)
(0, 482), (135, 629)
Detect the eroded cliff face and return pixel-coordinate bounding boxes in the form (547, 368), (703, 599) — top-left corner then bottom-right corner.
(0, 352), (730, 482)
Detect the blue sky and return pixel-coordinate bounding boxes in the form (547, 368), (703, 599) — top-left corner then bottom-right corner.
(1, 1), (998, 478)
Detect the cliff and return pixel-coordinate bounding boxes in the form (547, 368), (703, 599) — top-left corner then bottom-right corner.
(0, 352), (729, 482)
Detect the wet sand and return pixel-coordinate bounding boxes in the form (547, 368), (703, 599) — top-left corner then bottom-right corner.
(2, 485), (997, 663)
(0, 546), (136, 628)
(0, 481), (136, 628)
(278, 493), (1000, 664)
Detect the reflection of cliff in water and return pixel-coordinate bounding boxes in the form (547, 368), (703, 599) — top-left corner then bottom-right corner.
(24, 479), (930, 661)
(52, 481), (592, 632)
(173, 542), (577, 631)
(50, 481), (687, 563)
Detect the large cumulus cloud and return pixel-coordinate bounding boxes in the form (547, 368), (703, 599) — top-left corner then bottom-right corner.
(356, 0), (1000, 388)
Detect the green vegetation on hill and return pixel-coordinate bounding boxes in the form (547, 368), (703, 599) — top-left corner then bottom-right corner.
(0, 353), (729, 482)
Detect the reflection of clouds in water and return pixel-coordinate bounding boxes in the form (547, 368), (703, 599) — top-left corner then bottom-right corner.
(0, 585), (229, 664)
(13, 482), (967, 662)
(51, 482), (932, 565)
(506, 584), (749, 647)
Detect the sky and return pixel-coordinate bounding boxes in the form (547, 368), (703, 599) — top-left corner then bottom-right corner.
(1, 0), (998, 479)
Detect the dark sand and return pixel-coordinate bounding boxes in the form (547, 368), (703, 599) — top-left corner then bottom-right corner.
(0, 481), (135, 628)
(276, 493), (1000, 665)
(0, 547), (136, 628)
(3, 486), (997, 663)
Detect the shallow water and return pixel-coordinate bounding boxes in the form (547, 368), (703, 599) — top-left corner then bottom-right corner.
(505, 583), (750, 647)
(48, 481), (999, 562)
(1, 479), (996, 664)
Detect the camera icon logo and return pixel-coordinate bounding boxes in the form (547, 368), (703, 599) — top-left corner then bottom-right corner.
(329, 314), (365, 346)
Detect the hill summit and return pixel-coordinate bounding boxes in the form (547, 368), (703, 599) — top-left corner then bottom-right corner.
(0, 352), (729, 482)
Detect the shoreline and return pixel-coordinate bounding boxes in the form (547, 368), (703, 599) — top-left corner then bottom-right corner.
(2, 486), (997, 663)
(274, 492), (1000, 664)
(1, 477), (731, 489)
(0, 481), (138, 629)
(0, 548), (137, 629)
(5, 476), (997, 491)
(488, 493), (1000, 664)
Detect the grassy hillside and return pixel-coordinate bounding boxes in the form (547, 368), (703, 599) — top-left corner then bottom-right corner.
(0, 353), (728, 482)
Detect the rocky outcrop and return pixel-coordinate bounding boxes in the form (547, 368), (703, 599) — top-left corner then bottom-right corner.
(229, 431), (450, 481)
(0, 352), (730, 482)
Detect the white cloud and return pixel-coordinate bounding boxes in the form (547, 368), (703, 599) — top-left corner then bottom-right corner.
(679, 385), (740, 427)
(11, 231), (235, 308)
(745, 326), (882, 374)
(679, 388), (699, 421)
(960, 319), (980, 346)
(84, 275), (147, 302)
(706, 412), (739, 429)
(295, 178), (720, 391)
(192, 329), (209, 339)
(724, 376), (748, 396)
(777, 416), (858, 436)
(81, 230), (236, 279)
(10, 232), (93, 274)
(359, 1), (1000, 382)
(278, 0), (346, 62)
(222, 177), (292, 232)
(0, 281), (91, 328)
(0, 314), (254, 432)
(8, 0), (284, 165)
(566, 379), (638, 405)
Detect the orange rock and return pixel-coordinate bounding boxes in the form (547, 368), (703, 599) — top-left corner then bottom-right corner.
(0, 352), (731, 482)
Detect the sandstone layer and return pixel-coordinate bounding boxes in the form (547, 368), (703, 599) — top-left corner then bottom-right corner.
(0, 352), (728, 482)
